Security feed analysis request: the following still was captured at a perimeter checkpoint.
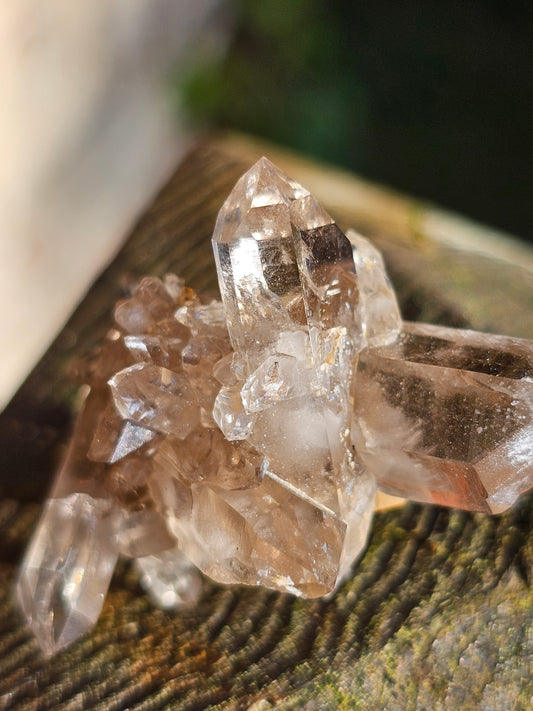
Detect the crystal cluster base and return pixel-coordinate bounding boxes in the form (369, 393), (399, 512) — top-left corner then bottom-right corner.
(16, 157), (533, 656)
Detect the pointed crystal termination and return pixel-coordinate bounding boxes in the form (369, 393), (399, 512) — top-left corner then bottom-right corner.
(353, 322), (533, 513)
(210, 157), (376, 591)
(16, 494), (119, 656)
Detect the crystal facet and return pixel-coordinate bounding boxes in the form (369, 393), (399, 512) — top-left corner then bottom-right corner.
(16, 157), (533, 657)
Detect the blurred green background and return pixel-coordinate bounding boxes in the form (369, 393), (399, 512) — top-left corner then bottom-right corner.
(180, 0), (533, 241)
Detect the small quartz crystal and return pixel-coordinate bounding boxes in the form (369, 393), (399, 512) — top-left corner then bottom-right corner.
(109, 363), (200, 438)
(212, 385), (255, 440)
(347, 229), (402, 347)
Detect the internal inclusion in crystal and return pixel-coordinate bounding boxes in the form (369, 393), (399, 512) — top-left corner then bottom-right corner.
(16, 157), (533, 657)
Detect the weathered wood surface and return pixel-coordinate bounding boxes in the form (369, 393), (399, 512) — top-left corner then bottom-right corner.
(0, 135), (532, 710)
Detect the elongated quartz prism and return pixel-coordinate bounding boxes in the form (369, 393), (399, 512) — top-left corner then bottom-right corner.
(353, 322), (533, 512)
(16, 390), (120, 656)
(211, 157), (375, 587)
(17, 494), (119, 656)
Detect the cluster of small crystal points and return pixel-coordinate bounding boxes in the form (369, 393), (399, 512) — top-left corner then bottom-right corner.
(17, 158), (533, 656)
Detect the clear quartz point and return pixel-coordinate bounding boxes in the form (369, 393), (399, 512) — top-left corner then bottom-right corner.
(212, 385), (255, 440)
(109, 363), (200, 438)
(210, 157), (376, 591)
(16, 494), (119, 657)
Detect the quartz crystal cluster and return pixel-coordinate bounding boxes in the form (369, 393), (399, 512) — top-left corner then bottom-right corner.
(17, 158), (533, 656)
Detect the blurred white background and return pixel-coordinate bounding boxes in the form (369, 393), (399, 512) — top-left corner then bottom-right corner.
(0, 0), (228, 410)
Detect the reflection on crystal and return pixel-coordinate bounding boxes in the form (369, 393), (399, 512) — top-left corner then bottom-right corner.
(135, 547), (202, 610)
(89, 402), (156, 464)
(16, 494), (119, 657)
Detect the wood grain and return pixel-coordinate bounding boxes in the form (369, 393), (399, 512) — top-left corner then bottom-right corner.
(0, 136), (531, 710)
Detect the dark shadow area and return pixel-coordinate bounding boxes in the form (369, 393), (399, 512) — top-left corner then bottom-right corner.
(181, 0), (533, 241)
